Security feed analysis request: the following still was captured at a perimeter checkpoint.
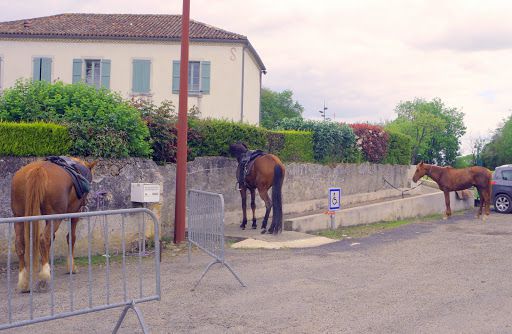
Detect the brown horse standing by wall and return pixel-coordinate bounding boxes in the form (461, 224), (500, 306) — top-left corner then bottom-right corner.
(412, 162), (492, 220)
(11, 158), (97, 292)
(229, 143), (285, 235)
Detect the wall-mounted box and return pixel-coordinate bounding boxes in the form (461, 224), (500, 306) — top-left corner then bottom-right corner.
(130, 183), (160, 203)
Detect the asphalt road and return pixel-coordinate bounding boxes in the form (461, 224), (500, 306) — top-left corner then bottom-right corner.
(4, 211), (512, 333)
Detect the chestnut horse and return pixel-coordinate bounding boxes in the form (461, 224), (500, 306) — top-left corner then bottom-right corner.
(412, 162), (492, 220)
(229, 143), (285, 235)
(11, 158), (97, 292)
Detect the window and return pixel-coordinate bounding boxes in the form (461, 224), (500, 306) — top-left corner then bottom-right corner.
(502, 170), (512, 181)
(132, 59), (151, 94)
(32, 57), (52, 82)
(72, 59), (111, 89)
(172, 60), (210, 95)
(188, 61), (200, 92)
(85, 59), (101, 88)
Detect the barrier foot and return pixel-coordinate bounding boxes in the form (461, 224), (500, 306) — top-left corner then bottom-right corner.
(112, 301), (149, 334)
(223, 261), (247, 288)
(191, 259), (247, 291)
(191, 259), (220, 291)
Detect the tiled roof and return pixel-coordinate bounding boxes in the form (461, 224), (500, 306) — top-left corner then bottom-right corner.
(0, 13), (247, 41)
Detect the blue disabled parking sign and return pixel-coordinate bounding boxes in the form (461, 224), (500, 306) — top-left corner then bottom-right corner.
(329, 188), (341, 211)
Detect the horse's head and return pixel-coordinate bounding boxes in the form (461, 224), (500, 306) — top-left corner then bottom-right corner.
(229, 142), (248, 161)
(71, 158), (99, 174)
(412, 161), (428, 183)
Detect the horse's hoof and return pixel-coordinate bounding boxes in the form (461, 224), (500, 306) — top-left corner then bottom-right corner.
(37, 280), (49, 292)
(252, 225), (257, 229)
(443, 216), (448, 220)
(261, 229), (267, 234)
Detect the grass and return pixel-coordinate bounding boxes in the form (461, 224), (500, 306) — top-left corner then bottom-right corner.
(315, 212), (452, 240)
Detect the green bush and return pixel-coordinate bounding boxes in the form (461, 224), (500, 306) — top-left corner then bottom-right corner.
(453, 154), (473, 168)
(189, 119), (269, 157)
(131, 98), (201, 164)
(0, 80), (150, 157)
(268, 130), (314, 162)
(274, 118), (357, 163)
(383, 130), (413, 165)
(0, 122), (71, 156)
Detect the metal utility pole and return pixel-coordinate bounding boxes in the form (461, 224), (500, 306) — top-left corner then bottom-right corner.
(318, 101), (328, 121)
(174, 0), (190, 244)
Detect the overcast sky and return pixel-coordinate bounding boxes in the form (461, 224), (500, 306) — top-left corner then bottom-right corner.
(1, 0), (511, 153)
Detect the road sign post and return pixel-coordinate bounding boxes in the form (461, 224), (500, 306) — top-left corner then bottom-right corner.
(328, 188), (341, 229)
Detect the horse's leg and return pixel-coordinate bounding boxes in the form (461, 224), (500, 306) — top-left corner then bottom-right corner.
(476, 188), (484, 219)
(14, 222), (29, 292)
(39, 219), (62, 287)
(240, 188), (248, 230)
(443, 191), (451, 219)
(485, 186), (492, 217)
(250, 188), (257, 229)
(259, 189), (272, 234)
(480, 187), (490, 221)
(66, 218), (79, 273)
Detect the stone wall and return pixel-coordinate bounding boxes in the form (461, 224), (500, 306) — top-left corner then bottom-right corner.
(0, 156), (412, 258)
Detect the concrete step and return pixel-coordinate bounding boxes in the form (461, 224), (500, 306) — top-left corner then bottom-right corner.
(284, 189), (474, 233)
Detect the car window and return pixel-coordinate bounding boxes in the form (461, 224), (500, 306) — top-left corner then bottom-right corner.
(501, 170), (512, 181)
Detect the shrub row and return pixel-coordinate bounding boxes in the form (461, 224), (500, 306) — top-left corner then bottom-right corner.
(189, 120), (314, 163)
(0, 122), (71, 156)
(0, 81), (413, 165)
(0, 80), (150, 158)
(275, 118), (358, 163)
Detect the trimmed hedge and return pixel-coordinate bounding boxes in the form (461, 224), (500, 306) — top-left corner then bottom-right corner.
(275, 118), (357, 163)
(0, 80), (150, 158)
(268, 130), (314, 162)
(189, 119), (270, 157)
(383, 130), (413, 165)
(0, 122), (71, 156)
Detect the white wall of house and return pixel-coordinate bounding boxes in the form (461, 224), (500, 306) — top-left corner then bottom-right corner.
(0, 38), (262, 124)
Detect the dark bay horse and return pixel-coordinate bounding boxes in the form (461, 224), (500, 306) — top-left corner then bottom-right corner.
(412, 162), (492, 220)
(229, 143), (285, 235)
(11, 158), (97, 292)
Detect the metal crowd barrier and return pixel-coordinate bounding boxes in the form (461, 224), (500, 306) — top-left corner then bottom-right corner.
(0, 208), (160, 333)
(187, 189), (246, 291)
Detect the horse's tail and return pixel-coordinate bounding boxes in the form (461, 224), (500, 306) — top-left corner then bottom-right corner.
(23, 166), (47, 274)
(271, 164), (284, 234)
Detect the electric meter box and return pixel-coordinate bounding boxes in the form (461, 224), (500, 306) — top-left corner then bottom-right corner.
(130, 183), (161, 203)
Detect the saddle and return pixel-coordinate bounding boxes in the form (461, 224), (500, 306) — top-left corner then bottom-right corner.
(45, 156), (92, 199)
(237, 150), (266, 189)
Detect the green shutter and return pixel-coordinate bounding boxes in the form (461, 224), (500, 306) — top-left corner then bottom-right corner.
(100, 59), (111, 89)
(200, 61), (211, 94)
(33, 58), (41, 81)
(132, 59), (151, 93)
(41, 58), (52, 82)
(72, 59), (83, 84)
(172, 60), (180, 94)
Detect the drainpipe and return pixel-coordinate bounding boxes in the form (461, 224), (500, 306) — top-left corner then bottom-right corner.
(259, 69), (262, 125)
(240, 46), (246, 122)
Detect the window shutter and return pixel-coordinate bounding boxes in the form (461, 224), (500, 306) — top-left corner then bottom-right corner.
(72, 59), (83, 84)
(33, 58), (42, 81)
(41, 58), (52, 82)
(132, 60), (151, 93)
(172, 60), (180, 93)
(200, 61), (211, 94)
(100, 59), (111, 89)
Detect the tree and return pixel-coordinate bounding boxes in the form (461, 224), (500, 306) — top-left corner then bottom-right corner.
(260, 88), (304, 129)
(481, 115), (512, 169)
(386, 98), (466, 165)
